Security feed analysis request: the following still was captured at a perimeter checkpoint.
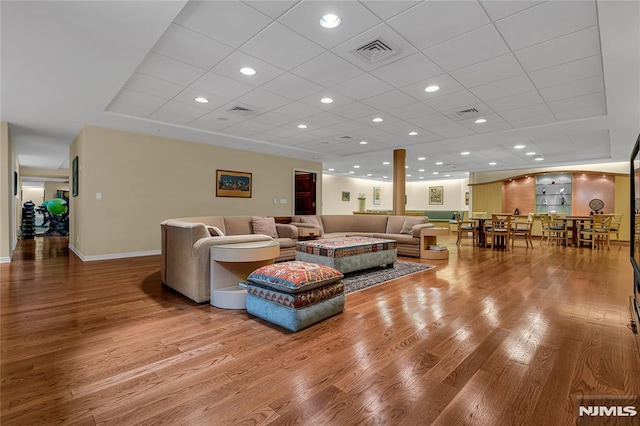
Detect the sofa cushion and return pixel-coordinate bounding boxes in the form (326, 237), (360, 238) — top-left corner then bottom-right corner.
(223, 216), (253, 236)
(400, 217), (426, 234)
(275, 237), (297, 248)
(252, 216), (278, 238)
(247, 261), (343, 293)
(300, 216), (324, 234)
(385, 216), (406, 234)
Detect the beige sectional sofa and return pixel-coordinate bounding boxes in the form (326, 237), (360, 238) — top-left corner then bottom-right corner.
(160, 216), (298, 303)
(291, 215), (434, 257)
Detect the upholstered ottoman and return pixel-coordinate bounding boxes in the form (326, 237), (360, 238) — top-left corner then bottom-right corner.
(246, 261), (345, 332)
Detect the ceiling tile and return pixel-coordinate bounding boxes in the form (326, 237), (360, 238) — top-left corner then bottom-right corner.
(407, 113), (453, 128)
(528, 55), (602, 89)
(515, 26), (601, 72)
(114, 88), (167, 109)
(505, 113), (557, 128)
(305, 112), (347, 127)
(291, 52), (364, 88)
(387, 1), (490, 50)
(370, 53), (442, 88)
(223, 121), (275, 137)
(260, 72), (323, 100)
(470, 74), (535, 102)
(330, 120), (370, 133)
(387, 102), (437, 120)
(273, 101), (323, 119)
(539, 76), (604, 102)
(250, 127), (298, 141)
(237, 88), (291, 110)
(484, 91), (544, 112)
(498, 103), (553, 121)
(155, 99), (210, 119)
(252, 111), (297, 127)
(480, 0), (546, 21)
(496, 0), (597, 51)
(151, 23), (234, 70)
(361, 90), (417, 110)
(241, 22), (325, 70)
(449, 53), (524, 88)
(553, 103), (606, 120)
(298, 90), (355, 110)
(331, 74), (394, 101)
(174, 1), (272, 48)
(424, 90), (482, 112)
(241, 0), (297, 19)
(428, 122), (476, 138)
(190, 72), (254, 100)
(424, 24), (510, 72)
(191, 112), (245, 131)
(278, 1), (381, 49)
(124, 73), (184, 99)
(209, 51), (286, 87)
(329, 102), (380, 120)
(547, 91), (605, 113)
(308, 127), (345, 139)
(137, 52), (205, 86)
(106, 100), (155, 118)
(360, 1), (420, 19)
(172, 88), (229, 110)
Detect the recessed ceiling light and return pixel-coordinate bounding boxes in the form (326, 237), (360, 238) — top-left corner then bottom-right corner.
(461, 151), (470, 155)
(435, 161), (443, 165)
(195, 97), (209, 103)
(408, 131), (418, 136)
(383, 161), (390, 165)
(372, 117), (383, 123)
(320, 97), (333, 104)
(474, 118), (487, 124)
(406, 174), (412, 177)
(353, 165), (360, 168)
(445, 174), (451, 177)
(297, 124), (307, 129)
(319, 14), (341, 29)
(154, 128), (160, 132)
(425, 85), (440, 93)
(383, 176), (388, 179)
(489, 162), (497, 165)
(514, 145), (526, 149)
(366, 173), (372, 177)
(328, 168), (335, 171)
(418, 157), (426, 161)
(526, 152), (536, 156)
(405, 165), (409, 168)
(418, 169), (425, 172)
(534, 157), (544, 161)
(432, 172), (439, 175)
(359, 141), (368, 145)
(465, 172), (469, 175)
(419, 177), (425, 179)
(349, 171), (355, 174)
(240, 67), (256, 76)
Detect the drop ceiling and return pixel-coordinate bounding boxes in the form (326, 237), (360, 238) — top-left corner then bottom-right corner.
(2, 0), (639, 181)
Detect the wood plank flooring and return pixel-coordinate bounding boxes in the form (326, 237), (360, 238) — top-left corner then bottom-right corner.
(2, 236), (639, 425)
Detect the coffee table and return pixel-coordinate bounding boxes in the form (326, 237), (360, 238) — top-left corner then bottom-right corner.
(295, 236), (397, 274)
(210, 240), (280, 309)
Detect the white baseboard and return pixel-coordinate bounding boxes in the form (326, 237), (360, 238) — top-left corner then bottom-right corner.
(69, 245), (160, 262)
(0, 257), (11, 263)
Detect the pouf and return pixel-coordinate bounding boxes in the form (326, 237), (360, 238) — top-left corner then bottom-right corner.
(246, 261), (345, 332)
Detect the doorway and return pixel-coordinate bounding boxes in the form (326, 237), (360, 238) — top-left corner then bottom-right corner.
(294, 171), (317, 216)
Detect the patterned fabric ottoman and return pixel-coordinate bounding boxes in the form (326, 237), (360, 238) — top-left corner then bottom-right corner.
(295, 236), (397, 274)
(246, 261), (345, 332)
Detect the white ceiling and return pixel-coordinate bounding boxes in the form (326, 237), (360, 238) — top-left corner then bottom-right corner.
(2, 0), (639, 182)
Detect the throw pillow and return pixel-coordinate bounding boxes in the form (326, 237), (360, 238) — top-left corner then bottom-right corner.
(400, 217), (425, 234)
(206, 225), (225, 236)
(247, 261), (343, 293)
(251, 216), (278, 238)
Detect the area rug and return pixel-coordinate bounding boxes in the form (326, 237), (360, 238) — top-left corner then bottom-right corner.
(342, 260), (436, 294)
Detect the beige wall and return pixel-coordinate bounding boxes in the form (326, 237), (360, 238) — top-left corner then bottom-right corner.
(22, 187), (45, 207)
(44, 181), (69, 201)
(322, 174), (469, 214)
(70, 126), (322, 259)
(1, 122), (19, 262)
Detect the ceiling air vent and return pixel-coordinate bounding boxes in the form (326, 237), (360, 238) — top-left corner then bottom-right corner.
(226, 105), (257, 117)
(453, 108), (480, 119)
(353, 38), (400, 63)
(336, 135), (355, 141)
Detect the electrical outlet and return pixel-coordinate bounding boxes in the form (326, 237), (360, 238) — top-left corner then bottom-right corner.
(280, 199), (287, 204)
(273, 199), (277, 204)
(96, 192), (102, 200)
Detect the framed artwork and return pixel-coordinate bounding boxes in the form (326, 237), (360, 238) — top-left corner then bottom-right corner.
(341, 191), (350, 201)
(465, 191), (469, 205)
(429, 186), (443, 205)
(13, 171), (18, 196)
(216, 170), (252, 198)
(72, 156), (79, 197)
(373, 187), (381, 205)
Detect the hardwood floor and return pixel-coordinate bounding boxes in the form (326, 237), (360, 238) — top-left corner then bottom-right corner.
(2, 236), (639, 425)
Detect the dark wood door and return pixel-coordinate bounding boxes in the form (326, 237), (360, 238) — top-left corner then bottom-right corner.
(295, 172), (316, 215)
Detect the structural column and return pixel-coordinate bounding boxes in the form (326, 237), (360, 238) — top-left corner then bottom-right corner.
(393, 149), (406, 216)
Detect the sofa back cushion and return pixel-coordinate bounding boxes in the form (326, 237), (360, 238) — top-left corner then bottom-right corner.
(223, 216), (253, 236)
(351, 215), (389, 233)
(385, 216), (407, 234)
(167, 216), (226, 235)
(400, 216), (427, 234)
(319, 215), (355, 233)
(300, 215), (324, 234)
(251, 216), (278, 238)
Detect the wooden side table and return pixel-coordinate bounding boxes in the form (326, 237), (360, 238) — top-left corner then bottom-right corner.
(297, 227), (320, 240)
(420, 227), (450, 260)
(210, 240), (280, 309)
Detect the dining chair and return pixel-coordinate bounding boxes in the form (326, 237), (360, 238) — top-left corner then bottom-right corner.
(453, 212), (477, 245)
(548, 213), (569, 246)
(511, 213), (534, 248)
(539, 213), (551, 245)
(608, 213), (624, 247)
(578, 214), (613, 249)
(485, 214), (512, 250)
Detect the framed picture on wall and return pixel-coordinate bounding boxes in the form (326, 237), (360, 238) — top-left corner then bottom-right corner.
(13, 171), (18, 196)
(216, 170), (252, 198)
(373, 187), (381, 205)
(341, 191), (350, 201)
(429, 186), (443, 205)
(465, 191), (469, 205)
(72, 156), (79, 197)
